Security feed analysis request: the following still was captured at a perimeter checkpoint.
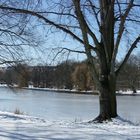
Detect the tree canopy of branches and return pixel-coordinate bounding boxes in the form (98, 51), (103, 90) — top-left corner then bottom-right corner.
(0, 0), (140, 122)
(0, 0), (42, 65)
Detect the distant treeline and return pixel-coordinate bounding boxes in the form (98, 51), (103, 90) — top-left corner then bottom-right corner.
(0, 60), (95, 91)
(0, 54), (139, 92)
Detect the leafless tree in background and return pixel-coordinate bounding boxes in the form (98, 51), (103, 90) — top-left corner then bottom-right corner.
(72, 62), (94, 91)
(0, 0), (42, 65)
(0, 0), (140, 122)
(117, 54), (140, 93)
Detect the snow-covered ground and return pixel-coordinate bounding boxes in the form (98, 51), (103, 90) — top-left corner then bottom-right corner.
(0, 111), (140, 140)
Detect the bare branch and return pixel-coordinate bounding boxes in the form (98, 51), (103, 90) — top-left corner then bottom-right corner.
(37, 11), (77, 19)
(125, 18), (140, 23)
(116, 36), (140, 75)
(58, 47), (86, 54)
(116, 0), (122, 16)
(116, 18), (140, 23)
(0, 28), (29, 42)
(111, 0), (134, 72)
(0, 5), (86, 47)
(73, 0), (99, 48)
(56, 24), (80, 29)
(133, 4), (140, 7)
(87, 0), (100, 27)
(114, 0), (134, 56)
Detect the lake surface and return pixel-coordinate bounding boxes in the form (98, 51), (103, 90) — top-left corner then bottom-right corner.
(0, 87), (139, 123)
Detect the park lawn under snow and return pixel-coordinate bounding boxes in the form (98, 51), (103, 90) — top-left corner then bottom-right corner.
(0, 111), (140, 140)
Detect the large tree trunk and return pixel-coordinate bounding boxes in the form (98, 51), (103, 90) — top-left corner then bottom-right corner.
(94, 73), (117, 122)
(93, 0), (117, 122)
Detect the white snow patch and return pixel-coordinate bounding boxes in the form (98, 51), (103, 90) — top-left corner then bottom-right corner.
(0, 111), (140, 140)
(118, 90), (140, 95)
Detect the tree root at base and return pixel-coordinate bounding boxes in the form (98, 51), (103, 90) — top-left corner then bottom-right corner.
(88, 114), (117, 123)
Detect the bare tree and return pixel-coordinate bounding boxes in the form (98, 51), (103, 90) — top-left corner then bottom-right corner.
(72, 62), (94, 91)
(0, 0), (140, 122)
(0, 0), (41, 65)
(117, 54), (140, 93)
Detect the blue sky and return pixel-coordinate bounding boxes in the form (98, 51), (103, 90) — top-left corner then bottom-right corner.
(0, 0), (140, 66)
(28, 0), (140, 65)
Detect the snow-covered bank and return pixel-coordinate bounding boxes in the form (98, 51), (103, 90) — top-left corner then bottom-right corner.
(27, 85), (100, 95)
(0, 111), (140, 140)
(15, 85), (140, 96)
(17, 86), (140, 96)
(0, 84), (99, 95)
(117, 90), (140, 95)
(27, 86), (140, 95)
(1, 84), (140, 96)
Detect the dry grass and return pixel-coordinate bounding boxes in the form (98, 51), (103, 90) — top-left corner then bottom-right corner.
(14, 108), (24, 115)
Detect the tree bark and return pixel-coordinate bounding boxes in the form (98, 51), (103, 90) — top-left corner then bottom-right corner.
(93, 73), (117, 122)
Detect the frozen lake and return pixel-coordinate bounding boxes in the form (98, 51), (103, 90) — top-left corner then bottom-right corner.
(0, 87), (139, 123)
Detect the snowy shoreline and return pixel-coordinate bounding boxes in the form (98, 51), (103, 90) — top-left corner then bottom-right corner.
(0, 84), (140, 96)
(26, 87), (140, 96)
(24, 86), (100, 95)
